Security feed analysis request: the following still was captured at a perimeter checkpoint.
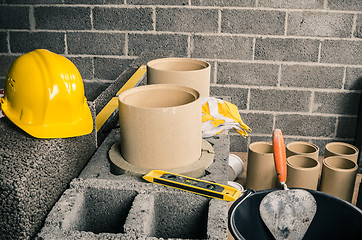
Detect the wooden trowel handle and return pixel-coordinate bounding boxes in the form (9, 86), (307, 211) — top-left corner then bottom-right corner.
(272, 129), (287, 183)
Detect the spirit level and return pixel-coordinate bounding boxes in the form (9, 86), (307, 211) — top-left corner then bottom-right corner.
(143, 170), (242, 201)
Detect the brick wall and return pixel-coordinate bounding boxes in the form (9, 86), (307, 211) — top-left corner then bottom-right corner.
(0, 0), (361, 154)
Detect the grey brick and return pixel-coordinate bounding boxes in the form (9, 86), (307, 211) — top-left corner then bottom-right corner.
(156, 8), (218, 33)
(5, 0), (63, 3)
(34, 7), (91, 30)
(258, 0), (324, 9)
(217, 62), (279, 86)
(221, 9), (285, 35)
(64, 0), (104, 3)
(313, 91), (360, 115)
(0, 55), (17, 77)
(337, 116), (358, 139)
(255, 38), (319, 62)
(128, 0), (188, 5)
(84, 80), (112, 102)
(192, 35), (253, 60)
(0, 32), (7, 53)
(10, 32), (65, 54)
(192, 0), (255, 7)
(67, 32), (125, 55)
(249, 136), (273, 145)
(328, 0), (362, 11)
(354, 15), (362, 38)
(250, 89), (311, 112)
(281, 65), (344, 89)
(94, 57), (133, 80)
(0, 6), (29, 30)
(93, 7), (153, 31)
(345, 67), (362, 90)
(320, 40), (362, 65)
(275, 114), (336, 137)
(67, 57), (93, 80)
(241, 112), (274, 134)
(128, 33), (188, 57)
(230, 134), (249, 152)
(210, 86), (248, 109)
(0, 77), (5, 89)
(288, 12), (353, 38)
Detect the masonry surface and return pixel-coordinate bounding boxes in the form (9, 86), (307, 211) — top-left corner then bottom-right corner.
(0, 0), (361, 239)
(0, 0), (361, 156)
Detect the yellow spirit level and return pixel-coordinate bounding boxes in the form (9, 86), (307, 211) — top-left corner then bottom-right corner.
(143, 170), (242, 201)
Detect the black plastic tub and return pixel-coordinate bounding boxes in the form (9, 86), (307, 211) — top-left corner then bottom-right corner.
(229, 189), (362, 240)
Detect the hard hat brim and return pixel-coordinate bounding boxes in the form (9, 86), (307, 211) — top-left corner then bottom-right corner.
(2, 99), (94, 139)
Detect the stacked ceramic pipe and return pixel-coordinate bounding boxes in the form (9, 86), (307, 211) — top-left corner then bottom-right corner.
(245, 140), (359, 202)
(112, 58), (212, 177)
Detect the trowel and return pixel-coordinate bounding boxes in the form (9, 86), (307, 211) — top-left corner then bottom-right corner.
(259, 129), (317, 240)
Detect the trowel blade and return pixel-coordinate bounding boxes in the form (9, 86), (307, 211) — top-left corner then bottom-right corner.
(259, 189), (317, 240)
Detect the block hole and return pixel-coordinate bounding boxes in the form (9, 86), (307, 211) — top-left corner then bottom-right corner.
(152, 192), (209, 239)
(74, 188), (137, 234)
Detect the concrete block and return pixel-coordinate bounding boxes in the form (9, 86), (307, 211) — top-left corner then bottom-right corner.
(0, 55), (17, 78)
(355, 15), (362, 38)
(34, 7), (91, 30)
(191, 0), (255, 7)
(275, 114), (336, 137)
(321, 40), (362, 65)
(67, 56), (93, 80)
(217, 62), (279, 86)
(0, 32), (7, 53)
(345, 67), (362, 90)
(281, 64), (344, 89)
(250, 88), (311, 112)
(39, 174), (228, 239)
(0, 103), (97, 240)
(156, 8), (218, 33)
(328, 0), (362, 11)
(258, 0), (324, 9)
(0, 77), (4, 89)
(230, 134), (249, 152)
(192, 35), (253, 60)
(313, 91), (360, 115)
(249, 135), (272, 144)
(67, 32), (125, 55)
(128, 33), (188, 57)
(241, 112), (274, 134)
(6, 0), (62, 3)
(221, 9), (285, 35)
(83, 80), (112, 102)
(94, 58), (133, 80)
(93, 7), (153, 31)
(128, 0), (188, 4)
(65, 0), (103, 4)
(288, 12), (353, 38)
(210, 86), (248, 109)
(337, 116), (358, 139)
(0, 6), (29, 30)
(10, 32), (65, 54)
(255, 38), (319, 62)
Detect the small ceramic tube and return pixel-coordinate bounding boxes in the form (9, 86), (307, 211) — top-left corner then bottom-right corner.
(286, 155), (321, 190)
(246, 142), (277, 191)
(319, 156), (358, 202)
(324, 142), (359, 164)
(286, 141), (319, 161)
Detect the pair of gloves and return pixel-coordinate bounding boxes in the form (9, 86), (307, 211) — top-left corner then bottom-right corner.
(202, 97), (251, 138)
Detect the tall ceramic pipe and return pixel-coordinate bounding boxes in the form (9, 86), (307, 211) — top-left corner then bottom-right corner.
(147, 58), (211, 97)
(118, 84), (201, 169)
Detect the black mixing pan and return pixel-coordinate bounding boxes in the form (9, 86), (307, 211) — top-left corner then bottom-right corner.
(228, 188), (362, 240)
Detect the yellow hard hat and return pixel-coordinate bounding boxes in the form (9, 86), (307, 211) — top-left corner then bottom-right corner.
(0, 49), (93, 138)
